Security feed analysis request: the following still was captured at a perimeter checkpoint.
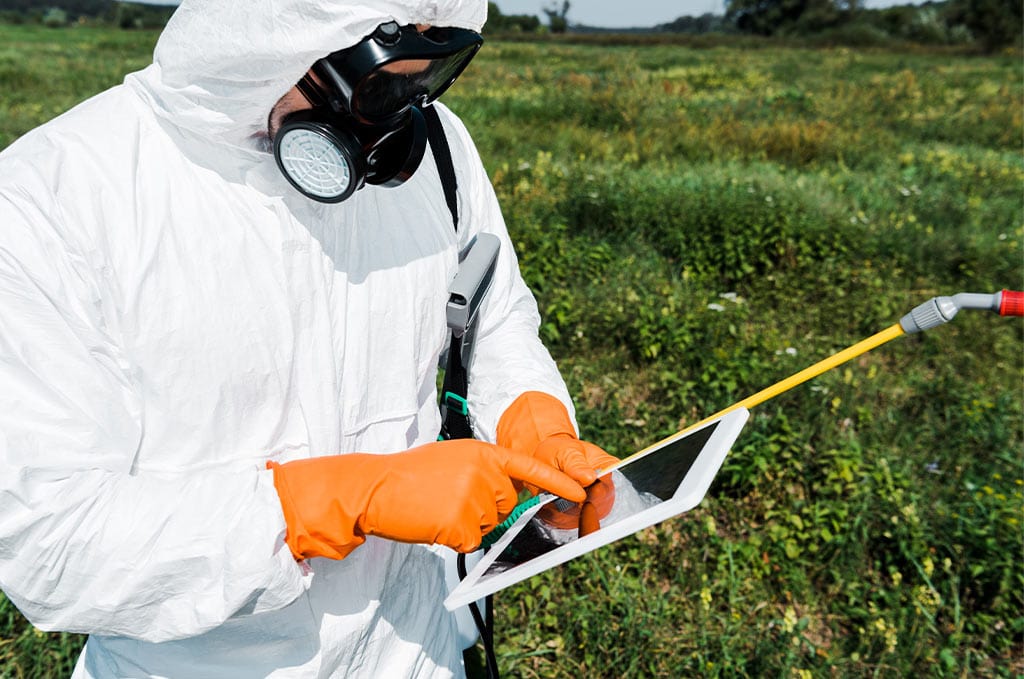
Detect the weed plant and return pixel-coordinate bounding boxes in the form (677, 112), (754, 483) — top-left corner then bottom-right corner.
(1, 23), (1021, 678)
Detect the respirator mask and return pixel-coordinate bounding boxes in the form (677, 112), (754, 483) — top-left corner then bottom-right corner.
(273, 22), (483, 203)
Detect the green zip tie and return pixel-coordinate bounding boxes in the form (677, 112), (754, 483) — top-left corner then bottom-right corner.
(481, 495), (542, 549)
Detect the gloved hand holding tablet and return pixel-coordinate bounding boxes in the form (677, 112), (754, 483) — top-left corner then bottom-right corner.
(268, 439), (587, 560)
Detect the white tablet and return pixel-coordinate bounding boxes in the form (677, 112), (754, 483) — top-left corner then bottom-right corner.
(444, 407), (749, 610)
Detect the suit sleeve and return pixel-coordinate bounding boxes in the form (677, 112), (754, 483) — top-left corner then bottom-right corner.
(0, 193), (307, 643)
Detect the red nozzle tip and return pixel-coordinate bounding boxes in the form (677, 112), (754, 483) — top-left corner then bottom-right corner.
(1000, 290), (1024, 317)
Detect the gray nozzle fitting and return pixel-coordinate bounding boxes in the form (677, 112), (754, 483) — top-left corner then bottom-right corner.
(899, 292), (1002, 333)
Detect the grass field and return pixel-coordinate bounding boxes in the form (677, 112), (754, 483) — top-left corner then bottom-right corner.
(1, 22), (1022, 678)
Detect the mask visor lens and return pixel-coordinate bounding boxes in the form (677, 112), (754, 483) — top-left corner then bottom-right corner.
(353, 44), (478, 121)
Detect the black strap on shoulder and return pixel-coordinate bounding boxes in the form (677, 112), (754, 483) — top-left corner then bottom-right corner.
(425, 104), (474, 442)
(438, 333), (474, 441)
(423, 104), (459, 232)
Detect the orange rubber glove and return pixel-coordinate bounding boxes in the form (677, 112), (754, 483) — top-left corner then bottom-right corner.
(496, 391), (619, 492)
(536, 472), (616, 534)
(268, 439), (586, 561)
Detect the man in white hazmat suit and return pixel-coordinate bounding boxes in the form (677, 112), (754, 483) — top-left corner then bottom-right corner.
(0, 0), (617, 677)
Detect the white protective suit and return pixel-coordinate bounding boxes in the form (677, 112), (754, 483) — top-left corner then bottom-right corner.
(0, 1), (576, 677)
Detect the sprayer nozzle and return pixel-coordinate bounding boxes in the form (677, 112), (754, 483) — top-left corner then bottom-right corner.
(999, 290), (1024, 317)
(900, 297), (958, 333)
(899, 291), (1022, 333)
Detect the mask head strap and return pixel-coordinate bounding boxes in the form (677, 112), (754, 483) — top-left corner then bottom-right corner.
(295, 74), (329, 110)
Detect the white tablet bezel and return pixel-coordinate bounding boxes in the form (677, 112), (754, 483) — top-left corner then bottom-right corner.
(444, 407), (749, 610)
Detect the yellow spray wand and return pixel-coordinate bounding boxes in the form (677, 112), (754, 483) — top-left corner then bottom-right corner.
(482, 290), (1023, 547)
(616, 289), (1022, 465)
(623, 323), (905, 459)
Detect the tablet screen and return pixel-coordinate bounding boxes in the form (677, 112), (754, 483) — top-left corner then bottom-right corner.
(444, 408), (748, 610)
(482, 421), (718, 577)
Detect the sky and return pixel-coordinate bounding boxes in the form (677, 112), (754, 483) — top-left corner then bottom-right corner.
(495, 0), (721, 26)
(494, 0), (922, 27)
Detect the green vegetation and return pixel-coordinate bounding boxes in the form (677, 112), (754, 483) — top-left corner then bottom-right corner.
(1, 23), (1021, 678)
(0, 24), (155, 149)
(0, 1), (175, 29)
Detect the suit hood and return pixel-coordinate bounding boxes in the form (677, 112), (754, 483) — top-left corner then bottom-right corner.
(125, 0), (486, 158)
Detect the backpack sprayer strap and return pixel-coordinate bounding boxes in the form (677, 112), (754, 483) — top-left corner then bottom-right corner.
(424, 103), (501, 679)
(424, 102), (472, 440)
(439, 332), (474, 441)
(424, 104), (459, 232)
(425, 103), (501, 441)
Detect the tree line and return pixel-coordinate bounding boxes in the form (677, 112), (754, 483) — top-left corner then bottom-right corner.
(489, 0), (1019, 51)
(722, 0), (1020, 51)
(0, 0), (174, 28)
